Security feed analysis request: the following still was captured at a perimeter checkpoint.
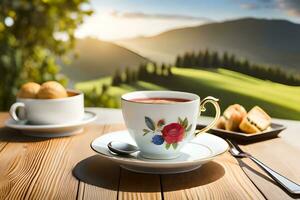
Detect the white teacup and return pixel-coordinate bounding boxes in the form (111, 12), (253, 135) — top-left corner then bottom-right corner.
(121, 91), (221, 160)
(9, 90), (84, 125)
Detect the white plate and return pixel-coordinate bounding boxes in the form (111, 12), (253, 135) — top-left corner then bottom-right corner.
(91, 130), (228, 174)
(5, 111), (97, 138)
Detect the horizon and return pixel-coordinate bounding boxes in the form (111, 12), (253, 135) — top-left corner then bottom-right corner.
(75, 0), (300, 41)
(75, 16), (300, 41)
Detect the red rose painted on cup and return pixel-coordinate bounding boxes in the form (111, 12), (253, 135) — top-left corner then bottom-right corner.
(162, 123), (184, 144)
(142, 116), (192, 149)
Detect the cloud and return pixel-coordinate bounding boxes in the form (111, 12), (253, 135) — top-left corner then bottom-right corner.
(240, 3), (259, 10)
(238, 0), (300, 17)
(237, 0), (275, 10)
(110, 10), (213, 22)
(277, 0), (300, 16)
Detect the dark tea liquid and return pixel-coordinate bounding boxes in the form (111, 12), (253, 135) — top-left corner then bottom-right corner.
(129, 97), (191, 103)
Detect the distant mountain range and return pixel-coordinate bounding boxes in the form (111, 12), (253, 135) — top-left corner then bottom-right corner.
(118, 18), (300, 71)
(62, 38), (149, 82)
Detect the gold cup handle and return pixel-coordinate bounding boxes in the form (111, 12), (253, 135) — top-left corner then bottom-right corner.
(195, 96), (221, 136)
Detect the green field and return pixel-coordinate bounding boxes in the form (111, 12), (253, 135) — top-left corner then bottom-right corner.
(75, 67), (300, 120)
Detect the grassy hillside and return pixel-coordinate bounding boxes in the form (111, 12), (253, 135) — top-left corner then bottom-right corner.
(77, 78), (165, 96)
(76, 68), (300, 120)
(62, 38), (149, 82)
(118, 18), (300, 72)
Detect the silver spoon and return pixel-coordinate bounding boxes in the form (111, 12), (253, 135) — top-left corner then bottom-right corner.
(107, 141), (139, 155)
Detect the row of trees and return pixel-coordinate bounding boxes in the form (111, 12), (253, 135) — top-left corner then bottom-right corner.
(112, 63), (172, 86)
(84, 62), (173, 107)
(175, 50), (300, 85)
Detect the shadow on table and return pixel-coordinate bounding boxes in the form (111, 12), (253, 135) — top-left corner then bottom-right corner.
(73, 155), (121, 191)
(161, 161), (225, 191)
(0, 127), (48, 143)
(73, 155), (225, 192)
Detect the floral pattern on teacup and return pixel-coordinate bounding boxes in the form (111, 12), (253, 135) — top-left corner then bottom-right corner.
(143, 116), (192, 149)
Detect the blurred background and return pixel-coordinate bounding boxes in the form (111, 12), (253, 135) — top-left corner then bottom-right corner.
(1, 0), (300, 119)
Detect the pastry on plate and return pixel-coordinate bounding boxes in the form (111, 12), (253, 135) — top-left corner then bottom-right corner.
(37, 81), (68, 99)
(223, 104), (247, 131)
(239, 106), (271, 133)
(216, 116), (226, 129)
(17, 82), (41, 99)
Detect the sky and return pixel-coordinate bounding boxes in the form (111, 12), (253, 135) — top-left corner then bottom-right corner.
(75, 0), (300, 41)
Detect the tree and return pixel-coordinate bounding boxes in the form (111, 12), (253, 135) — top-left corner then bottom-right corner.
(202, 49), (211, 67)
(211, 51), (220, 67)
(125, 67), (131, 83)
(175, 55), (182, 67)
(0, 0), (92, 110)
(152, 62), (158, 75)
(131, 71), (138, 82)
(196, 51), (203, 67)
(167, 65), (173, 76)
(229, 54), (236, 68)
(222, 52), (229, 67)
(182, 52), (191, 67)
(161, 63), (166, 76)
(138, 63), (147, 79)
(101, 84), (109, 93)
(112, 69), (122, 86)
(190, 51), (197, 67)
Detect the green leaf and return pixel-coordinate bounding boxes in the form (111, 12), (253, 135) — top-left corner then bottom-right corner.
(165, 143), (171, 150)
(182, 117), (188, 128)
(178, 117), (183, 125)
(145, 116), (155, 131)
(186, 124), (192, 132)
(172, 143), (178, 149)
(143, 129), (150, 136)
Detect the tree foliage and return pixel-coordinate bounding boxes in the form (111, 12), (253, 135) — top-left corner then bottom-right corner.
(0, 0), (92, 110)
(175, 50), (300, 85)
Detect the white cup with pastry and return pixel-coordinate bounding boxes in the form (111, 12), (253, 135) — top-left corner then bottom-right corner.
(9, 81), (84, 125)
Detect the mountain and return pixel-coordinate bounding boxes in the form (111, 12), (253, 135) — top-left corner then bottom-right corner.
(117, 18), (300, 71)
(62, 38), (149, 82)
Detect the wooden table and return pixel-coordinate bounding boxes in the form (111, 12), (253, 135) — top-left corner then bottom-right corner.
(0, 108), (300, 200)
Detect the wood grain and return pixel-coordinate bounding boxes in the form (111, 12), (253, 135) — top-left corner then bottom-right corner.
(0, 118), (123, 200)
(161, 154), (265, 200)
(0, 111), (300, 200)
(240, 133), (300, 200)
(118, 168), (162, 200)
(0, 113), (8, 154)
(76, 124), (124, 200)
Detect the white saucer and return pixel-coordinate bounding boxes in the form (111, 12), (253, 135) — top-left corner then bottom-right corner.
(91, 130), (228, 174)
(5, 111), (97, 138)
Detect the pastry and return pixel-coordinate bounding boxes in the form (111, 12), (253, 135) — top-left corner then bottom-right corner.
(216, 116), (226, 129)
(223, 104), (247, 131)
(37, 81), (68, 99)
(239, 106), (271, 133)
(17, 82), (41, 99)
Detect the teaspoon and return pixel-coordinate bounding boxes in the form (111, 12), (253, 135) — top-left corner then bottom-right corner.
(107, 141), (139, 155)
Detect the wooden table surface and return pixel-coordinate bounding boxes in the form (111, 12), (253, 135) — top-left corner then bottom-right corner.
(0, 108), (300, 200)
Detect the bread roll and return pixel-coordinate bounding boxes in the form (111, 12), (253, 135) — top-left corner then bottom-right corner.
(225, 111), (242, 131)
(215, 116), (226, 129)
(239, 106), (271, 134)
(37, 81), (67, 99)
(223, 104), (247, 131)
(17, 82), (41, 99)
